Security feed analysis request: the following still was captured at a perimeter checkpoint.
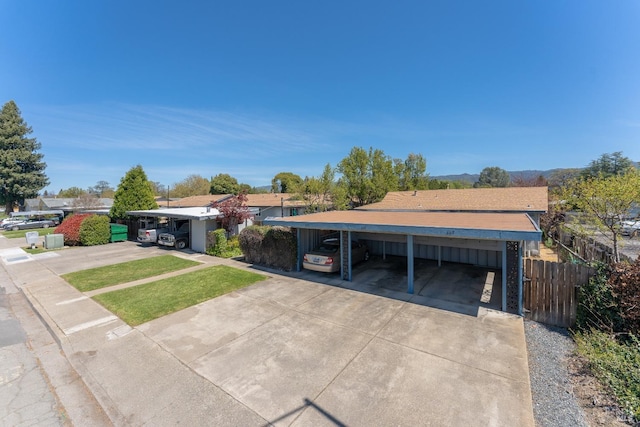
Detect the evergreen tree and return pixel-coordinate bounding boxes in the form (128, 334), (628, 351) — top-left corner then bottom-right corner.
(109, 165), (158, 219)
(0, 100), (49, 214)
(581, 151), (635, 179)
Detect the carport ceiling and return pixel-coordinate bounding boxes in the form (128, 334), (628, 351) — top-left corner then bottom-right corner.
(264, 210), (541, 241)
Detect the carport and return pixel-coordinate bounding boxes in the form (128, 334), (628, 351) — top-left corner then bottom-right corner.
(264, 210), (541, 315)
(127, 207), (222, 253)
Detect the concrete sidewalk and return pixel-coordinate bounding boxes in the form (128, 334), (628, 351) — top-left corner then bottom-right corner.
(1, 238), (535, 426)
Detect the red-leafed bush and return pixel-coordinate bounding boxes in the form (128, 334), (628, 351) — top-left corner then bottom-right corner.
(54, 214), (91, 246)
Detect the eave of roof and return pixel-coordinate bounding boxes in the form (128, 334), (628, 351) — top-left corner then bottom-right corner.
(264, 210), (541, 241)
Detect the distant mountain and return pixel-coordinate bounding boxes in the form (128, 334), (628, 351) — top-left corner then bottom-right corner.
(432, 169), (565, 184)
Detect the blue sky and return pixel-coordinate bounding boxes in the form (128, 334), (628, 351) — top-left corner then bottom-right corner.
(1, 1), (639, 193)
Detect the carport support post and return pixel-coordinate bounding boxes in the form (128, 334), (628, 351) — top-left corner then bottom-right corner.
(296, 228), (303, 272)
(502, 241), (507, 312)
(518, 241), (523, 316)
(348, 230), (353, 281)
(407, 235), (414, 294)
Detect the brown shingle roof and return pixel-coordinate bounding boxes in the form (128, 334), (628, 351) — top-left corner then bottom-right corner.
(357, 187), (548, 212)
(271, 210), (538, 232)
(173, 194), (230, 207)
(244, 193), (308, 208)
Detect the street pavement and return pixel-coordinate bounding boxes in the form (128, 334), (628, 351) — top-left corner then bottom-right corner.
(0, 273), (66, 426)
(1, 236), (535, 426)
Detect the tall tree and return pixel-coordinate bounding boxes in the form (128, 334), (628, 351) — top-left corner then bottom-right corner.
(397, 153), (429, 191)
(511, 174), (548, 187)
(475, 166), (511, 188)
(171, 174), (211, 198)
(547, 168), (581, 191)
(337, 146), (398, 207)
(563, 170), (640, 263)
(58, 187), (86, 198)
(109, 165), (157, 219)
(149, 181), (166, 196)
(90, 180), (114, 197)
(299, 164), (338, 212)
(271, 172), (303, 193)
(0, 100), (49, 214)
(581, 151), (635, 179)
(210, 173), (241, 195)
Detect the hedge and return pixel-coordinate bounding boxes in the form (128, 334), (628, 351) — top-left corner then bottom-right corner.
(238, 225), (297, 271)
(79, 215), (111, 246)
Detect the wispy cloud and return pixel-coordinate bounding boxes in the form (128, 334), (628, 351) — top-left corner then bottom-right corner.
(24, 102), (569, 190)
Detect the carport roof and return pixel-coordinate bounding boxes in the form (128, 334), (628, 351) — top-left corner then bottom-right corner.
(127, 207), (222, 221)
(264, 210), (541, 241)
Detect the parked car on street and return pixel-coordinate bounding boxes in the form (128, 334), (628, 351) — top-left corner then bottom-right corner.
(303, 237), (369, 273)
(621, 220), (640, 237)
(3, 218), (58, 231)
(0, 217), (24, 228)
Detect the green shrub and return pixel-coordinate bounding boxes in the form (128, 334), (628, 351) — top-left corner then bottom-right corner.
(79, 215), (111, 246)
(577, 259), (640, 336)
(207, 229), (228, 256)
(206, 229), (243, 258)
(576, 262), (621, 333)
(575, 330), (640, 422)
(238, 225), (296, 271)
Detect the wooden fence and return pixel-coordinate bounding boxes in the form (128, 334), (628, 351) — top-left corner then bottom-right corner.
(523, 259), (594, 328)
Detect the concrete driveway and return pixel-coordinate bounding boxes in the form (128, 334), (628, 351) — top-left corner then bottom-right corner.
(2, 239), (534, 426)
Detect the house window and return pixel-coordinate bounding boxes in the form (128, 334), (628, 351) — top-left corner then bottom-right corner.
(291, 208), (298, 216)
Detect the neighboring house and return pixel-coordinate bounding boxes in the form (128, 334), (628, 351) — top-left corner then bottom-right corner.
(357, 187), (548, 256)
(155, 197), (183, 208)
(170, 194), (232, 208)
(24, 197), (114, 216)
(247, 193), (308, 225)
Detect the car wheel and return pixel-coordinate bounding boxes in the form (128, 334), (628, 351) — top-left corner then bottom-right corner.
(364, 251), (370, 261)
(43, 224), (49, 228)
(12, 226), (19, 231)
(176, 240), (187, 250)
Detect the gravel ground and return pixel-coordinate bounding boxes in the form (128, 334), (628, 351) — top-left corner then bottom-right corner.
(524, 320), (589, 427)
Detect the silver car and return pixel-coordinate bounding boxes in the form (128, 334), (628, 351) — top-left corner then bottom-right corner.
(4, 219), (57, 231)
(303, 238), (369, 273)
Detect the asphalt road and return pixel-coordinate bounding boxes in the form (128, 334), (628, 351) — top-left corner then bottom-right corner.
(0, 268), (66, 426)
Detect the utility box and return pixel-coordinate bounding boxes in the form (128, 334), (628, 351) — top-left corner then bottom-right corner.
(110, 224), (128, 243)
(44, 234), (64, 249)
(25, 231), (39, 248)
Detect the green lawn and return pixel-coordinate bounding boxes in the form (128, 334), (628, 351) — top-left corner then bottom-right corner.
(62, 255), (201, 292)
(2, 228), (55, 239)
(93, 265), (267, 326)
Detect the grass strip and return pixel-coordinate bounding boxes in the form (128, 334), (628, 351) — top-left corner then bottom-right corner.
(2, 228), (55, 239)
(92, 265), (267, 326)
(62, 255), (201, 292)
